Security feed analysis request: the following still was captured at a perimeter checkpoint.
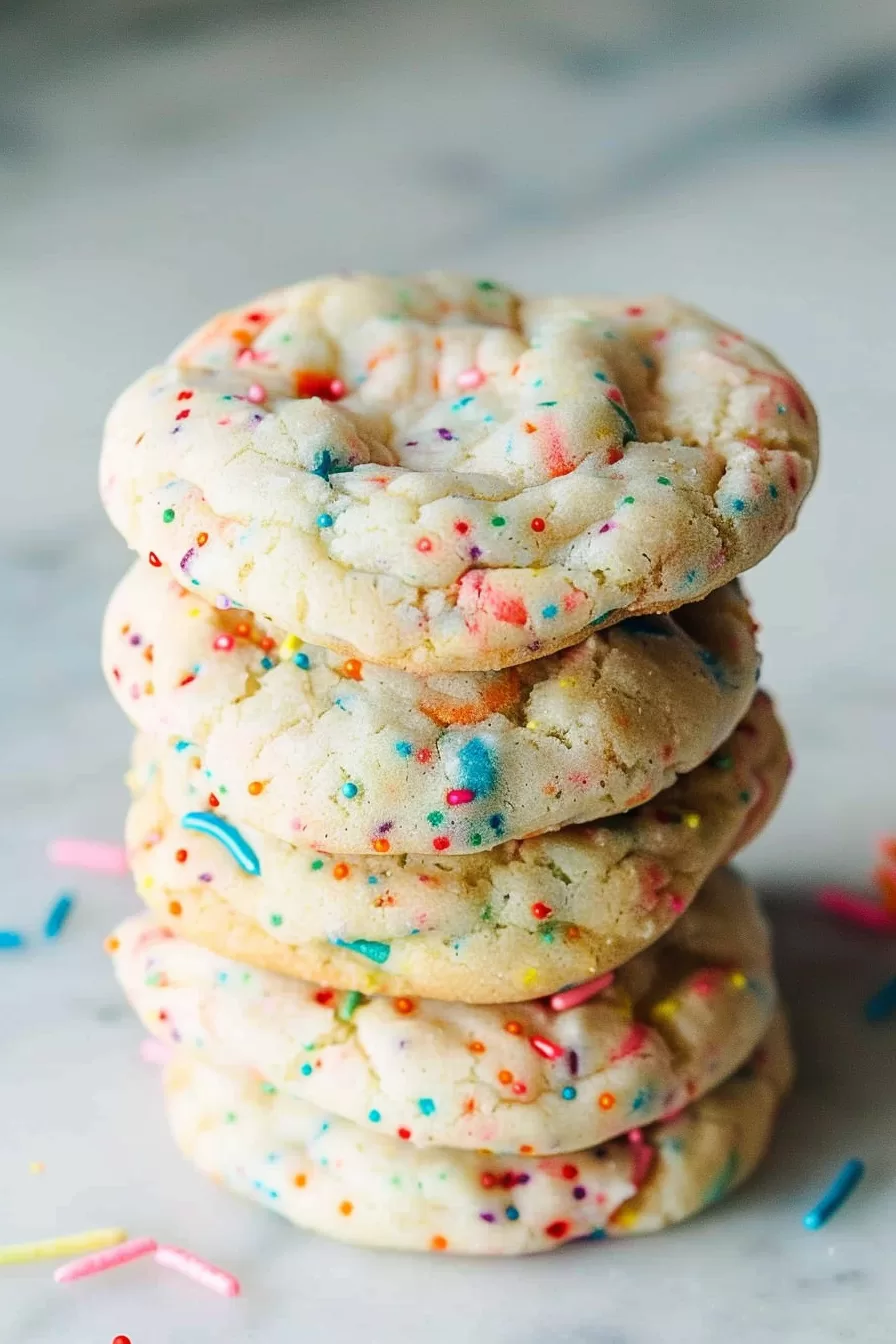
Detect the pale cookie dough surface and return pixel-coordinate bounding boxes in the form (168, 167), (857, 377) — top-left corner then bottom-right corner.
(100, 274), (817, 673)
(104, 560), (760, 854)
(111, 867), (775, 1155)
(126, 693), (789, 1002)
(162, 1016), (793, 1255)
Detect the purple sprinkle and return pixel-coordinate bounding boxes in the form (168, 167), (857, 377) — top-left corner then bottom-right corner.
(129, 634), (142, 646)
(377, 820), (394, 834)
(216, 595), (233, 610)
(405, 441), (419, 447)
(479, 1212), (496, 1223)
(437, 427), (454, 441)
(469, 546), (482, 560)
(573, 1186), (586, 1200)
(515, 1173), (530, 1185)
(568, 1050), (579, 1076)
(180, 547), (196, 572)
(198, 872), (213, 883)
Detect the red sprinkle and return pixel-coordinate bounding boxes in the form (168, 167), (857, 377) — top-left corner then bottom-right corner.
(432, 837), (451, 852)
(530, 517), (546, 532)
(148, 552), (162, 567)
(529, 1034), (564, 1061)
(545, 1220), (570, 1240)
(213, 634), (235, 652)
(176, 390), (193, 401)
(531, 902), (553, 920)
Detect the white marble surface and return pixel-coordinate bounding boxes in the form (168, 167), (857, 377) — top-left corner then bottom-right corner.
(2, 1), (895, 1339)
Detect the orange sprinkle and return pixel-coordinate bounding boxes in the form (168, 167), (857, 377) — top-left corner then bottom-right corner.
(174, 848), (188, 863)
(565, 926), (581, 942)
(235, 622), (251, 638)
(468, 1041), (486, 1054)
(333, 863), (350, 880)
(259, 636), (276, 652)
(431, 1235), (448, 1252)
(519, 1144), (533, 1155)
(498, 1070), (513, 1085)
(342, 659), (363, 680)
(247, 781), (265, 796)
(394, 997), (415, 1015)
(598, 1092), (616, 1111)
(504, 1021), (523, 1035)
(339, 1201), (353, 1216)
(293, 1173), (307, 1188)
(197, 532), (208, 547)
(372, 837), (390, 854)
(522, 421), (537, 434)
(168, 901), (182, 917)
(104, 936), (120, 953)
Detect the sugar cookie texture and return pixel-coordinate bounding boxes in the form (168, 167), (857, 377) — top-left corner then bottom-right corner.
(163, 1016), (793, 1255)
(126, 692), (789, 1002)
(112, 867), (776, 1155)
(104, 561), (760, 853)
(102, 273), (813, 1254)
(100, 275), (817, 674)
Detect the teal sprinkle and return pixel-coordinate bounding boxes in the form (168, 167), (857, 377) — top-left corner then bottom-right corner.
(561, 1086), (577, 1100)
(395, 741), (413, 757)
(542, 603), (558, 619)
(769, 483), (779, 498)
(685, 568), (697, 584)
(260, 656), (274, 670)
(300, 1063), (313, 1077)
(317, 512), (334, 528)
(777, 403), (787, 414)
(732, 499), (746, 512)
(181, 811), (261, 876)
(310, 858), (324, 871)
(656, 476), (672, 486)
(452, 396), (475, 409)
(476, 279), (497, 291)
(456, 737), (498, 796)
(341, 781), (359, 798)
(368, 1108), (382, 1123)
(591, 608), (619, 626)
(739, 790), (751, 803)
(703, 1150), (739, 1206)
(260, 1082), (277, 1095)
(174, 740), (191, 752)
(418, 1098), (436, 1116)
(505, 1206), (520, 1221)
(487, 813), (504, 832)
(333, 937), (391, 965)
(310, 448), (351, 481)
(337, 990), (365, 1021)
(631, 1087), (652, 1111)
(607, 399), (638, 444)
(427, 811), (444, 826)
(294, 652), (311, 669)
(536, 400), (558, 407)
(620, 615), (671, 637)
(593, 371), (609, 382)
(269, 913), (283, 927)
(367, 875), (378, 885)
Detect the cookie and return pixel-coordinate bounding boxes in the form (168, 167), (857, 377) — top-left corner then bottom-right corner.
(111, 866), (775, 1155)
(100, 275), (817, 673)
(126, 692), (789, 1002)
(104, 559), (760, 854)
(162, 1016), (792, 1254)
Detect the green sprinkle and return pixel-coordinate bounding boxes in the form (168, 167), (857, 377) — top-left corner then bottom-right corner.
(260, 1081), (278, 1095)
(621, 495), (635, 505)
(490, 516), (506, 527)
(712, 754), (734, 771)
(269, 913), (283, 927)
(470, 833), (482, 846)
(225, 1111), (237, 1123)
(476, 280), (497, 291)
(657, 476), (672, 486)
(337, 990), (365, 1021)
(162, 508), (175, 523)
(310, 859), (324, 871)
(427, 810), (444, 826)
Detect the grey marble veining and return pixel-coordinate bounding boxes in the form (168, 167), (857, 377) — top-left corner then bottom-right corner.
(2, 1), (895, 1339)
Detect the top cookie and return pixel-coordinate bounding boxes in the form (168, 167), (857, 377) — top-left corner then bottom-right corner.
(100, 275), (817, 673)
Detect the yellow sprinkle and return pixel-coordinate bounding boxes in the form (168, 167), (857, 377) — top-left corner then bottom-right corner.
(521, 967), (538, 989)
(279, 634), (302, 658)
(0, 1227), (127, 1265)
(651, 997), (679, 1021)
(613, 1209), (639, 1229)
(141, 876), (155, 892)
(28, 1162), (45, 1175)
(188, 607), (201, 618)
(526, 720), (540, 731)
(557, 678), (576, 689)
(683, 812), (701, 829)
(729, 971), (747, 989)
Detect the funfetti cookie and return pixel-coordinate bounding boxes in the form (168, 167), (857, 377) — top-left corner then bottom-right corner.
(100, 275), (817, 674)
(111, 867), (775, 1156)
(125, 692), (789, 1003)
(162, 1015), (793, 1255)
(104, 559), (760, 854)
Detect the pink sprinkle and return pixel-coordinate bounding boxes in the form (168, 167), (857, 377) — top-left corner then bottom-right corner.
(529, 1034), (565, 1061)
(668, 893), (686, 914)
(456, 367), (485, 391)
(549, 972), (615, 1012)
(54, 1237), (157, 1284)
(213, 634), (235, 652)
(246, 383), (267, 404)
(48, 839), (127, 874)
(446, 788), (476, 806)
(140, 1038), (173, 1065)
(817, 888), (896, 934)
(154, 1245), (240, 1297)
(609, 1023), (649, 1062)
(627, 1130), (655, 1187)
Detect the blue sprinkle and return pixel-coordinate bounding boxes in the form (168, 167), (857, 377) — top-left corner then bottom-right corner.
(0, 931), (26, 949)
(593, 371), (609, 382)
(456, 737), (498, 797)
(301, 1063), (313, 1077)
(317, 513), (334, 528)
(452, 396), (475, 409)
(395, 741), (413, 757)
(505, 1206), (520, 1221)
(561, 1086), (577, 1100)
(864, 975), (896, 1023)
(180, 812), (261, 876)
(294, 652), (311, 670)
(487, 813), (504, 832)
(260, 656), (274, 670)
(418, 1098), (436, 1116)
(174, 740), (191, 752)
(541, 604), (559, 619)
(732, 499), (746, 513)
(368, 1109), (381, 1123)
(341, 782), (359, 798)
(803, 1159), (865, 1229)
(631, 1087), (652, 1111)
(44, 893), (74, 940)
(333, 937), (391, 964)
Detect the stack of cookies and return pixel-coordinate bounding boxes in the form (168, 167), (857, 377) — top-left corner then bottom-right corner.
(99, 275), (816, 1254)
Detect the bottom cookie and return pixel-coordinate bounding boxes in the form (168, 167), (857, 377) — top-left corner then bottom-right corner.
(163, 1015), (792, 1255)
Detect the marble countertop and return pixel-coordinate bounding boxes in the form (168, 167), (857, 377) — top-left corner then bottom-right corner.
(2, 1), (895, 1339)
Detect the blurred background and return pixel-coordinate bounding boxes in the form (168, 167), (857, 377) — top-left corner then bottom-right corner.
(3, 0), (895, 890)
(2, 5), (895, 1341)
